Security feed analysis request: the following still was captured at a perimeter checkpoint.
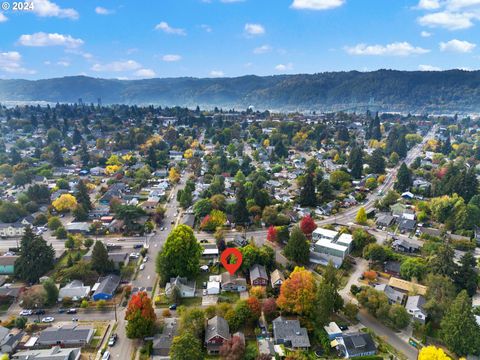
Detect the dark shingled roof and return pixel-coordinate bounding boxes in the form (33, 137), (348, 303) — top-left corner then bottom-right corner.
(272, 316), (310, 348)
(342, 333), (376, 357)
(205, 316), (230, 342)
(94, 274), (120, 297)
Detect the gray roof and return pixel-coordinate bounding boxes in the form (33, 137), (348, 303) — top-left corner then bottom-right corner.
(342, 333), (376, 357)
(182, 214), (195, 228)
(0, 256), (17, 266)
(94, 274), (120, 297)
(406, 295), (426, 312)
(12, 346), (81, 360)
(37, 325), (93, 345)
(398, 219), (416, 231)
(249, 264), (268, 281)
(272, 316), (310, 348)
(153, 318), (178, 351)
(205, 316), (230, 342)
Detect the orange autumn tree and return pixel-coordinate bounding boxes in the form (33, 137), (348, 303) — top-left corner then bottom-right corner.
(277, 267), (317, 316)
(300, 215), (317, 237)
(125, 291), (156, 339)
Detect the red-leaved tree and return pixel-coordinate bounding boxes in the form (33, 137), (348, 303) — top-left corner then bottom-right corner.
(219, 336), (245, 360)
(125, 291), (156, 339)
(266, 225), (278, 243)
(300, 215), (317, 237)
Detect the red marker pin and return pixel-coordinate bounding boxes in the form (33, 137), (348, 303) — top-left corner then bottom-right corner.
(220, 248), (243, 275)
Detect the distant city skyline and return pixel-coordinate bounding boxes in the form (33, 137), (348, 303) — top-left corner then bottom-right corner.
(1, 0), (480, 79)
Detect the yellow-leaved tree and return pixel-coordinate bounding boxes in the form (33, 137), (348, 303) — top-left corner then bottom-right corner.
(52, 194), (77, 212)
(418, 346), (451, 360)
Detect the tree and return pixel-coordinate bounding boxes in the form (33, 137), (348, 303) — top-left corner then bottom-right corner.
(424, 274), (456, 324)
(363, 244), (390, 264)
(299, 171), (316, 207)
(115, 205), (146, 232)
(369, 149), (385, 174)
(284, 226), (309, 264)
(200, 210), (227, 231)
(124, 294), (155, 338)
(233, 184), (249, 225)
(43, 278), (59, 306)
(351, 229), (375, 253)
(21, 285), (47, 308)
(75, 180), (92, 211)
(429, 244), (457, 279)
(15, 227), (55, 283)
(355, 207), (367, 225)
(389, 304), (410, 329)
(73, 205), (88, 221)
(179, 308), (206, 339)
(169, 167), (180, 183)
(48, 216), (62, 230)
(400, 258), (427, 281)
(300, 215), (317, 237)
(266, 225), (277, 243)
(263, 297), (277, 321)
(170, 332), (203, 360)
(91, 240), (114, 275)
(348, 146), (363, 179)
(419, 346), (452, 360)
(343, 302), (359, 321)
(246, 297), (261, 319)
(15, 316), (28, 329)
(441, 290), (480, 356)
(395, 163), (412, 193)
(193, 199), (212, 218)
(156, 225), (203, 281)
(220, 336), (245, 360)
(455, 251), (478, 296)
(52, 194), (77, 213)
(277, 267), (317, 316)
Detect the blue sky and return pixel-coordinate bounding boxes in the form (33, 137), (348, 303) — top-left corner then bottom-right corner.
(0, 0), (480, 79)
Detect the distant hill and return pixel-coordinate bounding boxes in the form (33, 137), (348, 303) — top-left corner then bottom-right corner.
(0, 70), (479, 113)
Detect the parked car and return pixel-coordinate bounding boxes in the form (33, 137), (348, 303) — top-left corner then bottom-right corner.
(19, 310), (32, 316)
(58, 308), (66, 314)
(108, 333), (118, 346)
(139, 264), (145, 271)
(41, 317), (55, 323)
(102, 351), (111, 360)
(169, 304), (177, 310)
(143, 256), (148, 263)
(72, 318), (79, 322)
(34, 309), (46, 315)
(133, 244), (143, 249)
(66, 308), (77, 314)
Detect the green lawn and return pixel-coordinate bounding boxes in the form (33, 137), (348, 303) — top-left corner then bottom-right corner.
(180, 297), (202, 307)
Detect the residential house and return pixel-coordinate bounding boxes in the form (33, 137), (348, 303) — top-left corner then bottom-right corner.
(310, 228), (352, 268)
(383, 261), (401, 277)
(398, 218), (417, 234)
(250, 264), (268, 286)
(336, 332), (377, 358)
(165, 277), (196, 298)
(36, 325), (94, 347)
(405, 295), (427, 323)
(152, 318), (178, 357)
(375, 284), (406, 305)
(205, 316), (231, 355)
(12, 347), (81, 360)
(270, 269), (285, 288)
(376, 214), (395, 228)
(65, 222), (90, 234)
(182, 214), (195, 228)
(0, 223), (26, 238)
(0, 327), (22, 354)
(221, 272), (247, 292)
(392, 238), (420, 253)
(92, 274), (120, 301)
(58, 280), (91, 301)
(324, 322), (342, 340)
(272, 316), (310, 350)
(388, 277), (427, 296)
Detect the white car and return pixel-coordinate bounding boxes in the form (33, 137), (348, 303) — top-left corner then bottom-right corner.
(102, 351), (111, 360)
(143, 256), (148, 263)
(19, 310), (32, 316)
(41, 317), (55, 323)
(139, 264), (145, 271)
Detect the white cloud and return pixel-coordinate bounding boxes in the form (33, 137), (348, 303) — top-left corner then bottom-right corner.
(0, 51), (35, 74)
(91, 60), (141, 72)
(244, 23), (265, 36)
(31, 0), (79, 19)
(65, 49), (93, 60)
(421, 30), (432, 37)
(134, 69), (156, 78)
(446, 0), (480, 10)
(57, 60), (70, 67)
(162, 54), (182, 62)
(291, 0), (344, 10)
(0, 13), (8, 22)
(95, 6), (114, 15)
(201, 24), (212, 32)
(18, 32), (84, 48)
(344, 42), (430, 56)
(419, 64), (442, 70)
(275, 63), (293, 72)
(417, 0), (441, 9)
(253, 45), (272, 54)
(154, 21), (186, 35)
(440, 38), (476, 52)
(209, 70), (224, 77)
(418, 11), (475, 30)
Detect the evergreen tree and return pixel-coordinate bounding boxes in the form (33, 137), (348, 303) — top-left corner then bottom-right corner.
(299, 171), (316, 207)
(430, 244), (457, 279)
(394, 163), (412, 192)
(348, 146), (363, 179)
(284, 226), (310, 264)
(274, 140), (288, 158)
(442, 136), (452, 155)
(233, 184), (250, 225)
(147, 146), (158, 170)
(455, 252), (478, 297)
(460, 167), (478, 203)
(51, 142), (64, 166)
(91, 240), (113, 275)
(371, 114), (381, 140)
(72, 127), (82, 145)
(80, 140), (90, 167)
(75, 180), (92, 211)
(14, 227), (55, 283)
(441, 290), (480, 356)
(9, 147), (21, 165)
(368, 149), (385, 174)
